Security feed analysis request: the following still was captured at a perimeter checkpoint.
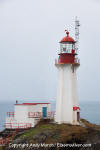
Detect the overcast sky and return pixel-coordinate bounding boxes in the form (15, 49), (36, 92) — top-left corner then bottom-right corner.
(0, 0), (100, 103)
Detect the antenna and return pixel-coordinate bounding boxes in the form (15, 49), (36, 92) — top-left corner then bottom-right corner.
(75, 17), (80, 53)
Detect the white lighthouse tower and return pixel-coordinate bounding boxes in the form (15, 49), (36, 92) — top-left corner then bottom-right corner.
(55, 29), (80, 125)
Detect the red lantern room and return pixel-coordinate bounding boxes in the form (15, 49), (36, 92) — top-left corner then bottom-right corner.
(58, 31), (78, 64)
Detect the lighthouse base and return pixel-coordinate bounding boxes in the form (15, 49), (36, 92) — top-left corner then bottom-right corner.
(55, 110), (80, 125)
(55, 121), (80, 126)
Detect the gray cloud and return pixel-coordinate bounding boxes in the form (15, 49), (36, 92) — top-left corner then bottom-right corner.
(0, 0), (12, 3)
(0, 0), (100, 102)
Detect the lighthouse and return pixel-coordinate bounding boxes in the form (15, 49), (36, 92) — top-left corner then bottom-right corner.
(55, 29), (80, 125)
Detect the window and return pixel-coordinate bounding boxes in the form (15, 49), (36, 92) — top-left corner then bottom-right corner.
(66, 44), (72, 51)
(60, 43), (74, 53)
(77, 112), (80, 122)
(63, 47), (66, 52)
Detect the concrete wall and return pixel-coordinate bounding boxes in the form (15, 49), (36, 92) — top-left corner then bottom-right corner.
(55, 64), (79, 125)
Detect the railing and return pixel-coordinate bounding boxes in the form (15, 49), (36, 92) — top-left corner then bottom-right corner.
(28, 111), (55, 118)
(28, 112), (42, 118)
(5, 123), (32, 129)
(74, 58), (80, 64)
(7, 112), (14, 117)
(55, 58), (80, 65)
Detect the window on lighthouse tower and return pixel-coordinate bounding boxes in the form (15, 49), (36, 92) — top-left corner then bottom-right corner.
(60, 43), (75, 53)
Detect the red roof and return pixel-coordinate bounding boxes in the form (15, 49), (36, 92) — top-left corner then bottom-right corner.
(15, 103), (50, 106)
(60, 31), (75, 43)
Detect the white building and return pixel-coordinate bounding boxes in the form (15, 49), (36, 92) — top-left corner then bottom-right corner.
(5, 103), (51, 129)
(55, 31), (80, 125)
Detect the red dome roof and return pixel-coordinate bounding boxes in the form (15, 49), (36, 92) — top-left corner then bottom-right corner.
(60, 31), (75, 43)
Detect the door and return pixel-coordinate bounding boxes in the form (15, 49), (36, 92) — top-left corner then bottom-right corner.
(42, 107), (47, 118)
(77, 112), (80, 122)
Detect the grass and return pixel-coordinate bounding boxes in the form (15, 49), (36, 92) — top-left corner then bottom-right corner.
(81, 118), (100, 129)
(17, 119), (88, 144)
(0, 147), (3, 150)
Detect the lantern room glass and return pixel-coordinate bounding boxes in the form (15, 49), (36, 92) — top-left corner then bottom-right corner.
(60, 43), (75, 53)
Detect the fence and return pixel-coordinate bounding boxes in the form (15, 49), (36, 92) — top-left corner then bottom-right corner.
(28, 111), (55, 118)
(74, 58), (80, 64)
(5, 123), (32, 129)
(7, 112), (14, 117)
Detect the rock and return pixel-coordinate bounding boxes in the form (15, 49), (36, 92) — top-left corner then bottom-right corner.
(13, 137), (27, 144)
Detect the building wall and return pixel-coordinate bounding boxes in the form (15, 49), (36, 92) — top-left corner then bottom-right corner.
(72, 65), (79, 107)
(55, 64), (73, 124)
(15, 105), (28, 123)
(55, 64), (79, 124)
(27, 104), (51, 116)
(5, 103), (51, 129)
